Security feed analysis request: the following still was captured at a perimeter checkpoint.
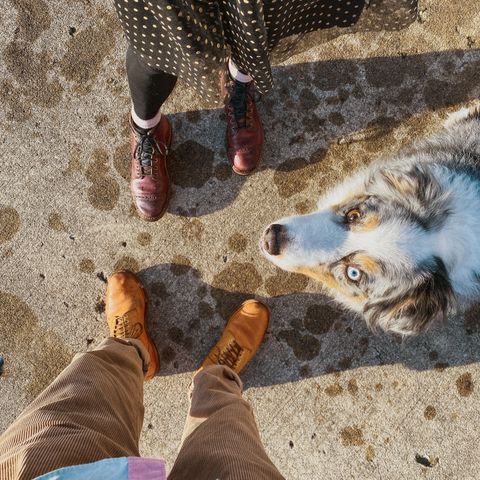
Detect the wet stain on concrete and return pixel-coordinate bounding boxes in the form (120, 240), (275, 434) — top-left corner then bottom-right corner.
(59, 10), (119, 94)
(464, 303), (480, 335)
(197, 285), (208, 299)
(434, 362), (449, 371)
(95, 114), (109, 127)
(273, 141), (360, 199)
(211, 262), (263, 318)
(264, 269), (309, 297)
(170, 141), (215, 188)
(113, 142), (130, 182)
(2, 0), (63, 121)
(212, 262), (263, 293)
(13, 0), (51, 42)
(213, 162), (233, 181)
(79, 258), (95, 273)
(63, 147), (83, 177)
(114, 256), (140, 272)
(161, 345), (176, 364)
(95, 298), (105, 314)
(456, 372), (474, 397)
(428, 351), (439, 361)
(278, 329), (320, 361)
(424, 405), (436, 420)
(328, 112), (345, 126)
(168, 326), (192, 350)
(325, 383), (343, 397)
(170, 255), (192, 276)
(340, 425), (365, 447)
(0, 207), (21, 244)
(364, 56), (411, 88)
(182, 219), (204, 242)
(137, 232), (152, 246)
(313, 60), (358, 91)
(362, 116), (399, 154)
(304, 304), (338, 335)
(273, 157), (314, 199)
(294, 199), (316, 214)
(423, 59), (480, 110)
(47, 212), (66, 232)
(278, 328), (320, 361)
(199, 301), (214, 319)
(150, 281), (169, 300)
(357, 337), (369, 357)
(0, 291), (71, 400)
(228, 233), (248, 253)
(86, 148), (120, 211)
(366, 445), (375, 462)
(338, 356), (352, 370)
(347, 378), (359, 396)
(299, 88), (319, 110)
(299, 364), (312, 378)
(185, 110), (201, 123)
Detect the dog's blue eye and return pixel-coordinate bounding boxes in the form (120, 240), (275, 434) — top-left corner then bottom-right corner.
(346, 266), (362, 281)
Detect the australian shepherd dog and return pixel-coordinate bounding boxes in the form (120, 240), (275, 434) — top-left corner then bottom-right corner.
(261, 107), (480, 336)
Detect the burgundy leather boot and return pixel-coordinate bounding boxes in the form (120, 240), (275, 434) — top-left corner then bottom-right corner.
(225, 79), (264, 175)
(130, 115), (171, 221)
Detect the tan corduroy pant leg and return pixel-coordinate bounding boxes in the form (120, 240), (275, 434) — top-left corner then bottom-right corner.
(169, 365), (284, 480)
(0, 338), (148, 480)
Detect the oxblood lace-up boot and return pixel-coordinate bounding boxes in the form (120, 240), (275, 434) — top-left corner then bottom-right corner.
(130, 115), (171, 221)
(224, 78), (264, 175)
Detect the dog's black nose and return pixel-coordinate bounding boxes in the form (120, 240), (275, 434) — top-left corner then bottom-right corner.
(263, 224), (284, 256)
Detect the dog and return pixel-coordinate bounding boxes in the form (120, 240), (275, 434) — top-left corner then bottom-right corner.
(261, 106), (480, 336)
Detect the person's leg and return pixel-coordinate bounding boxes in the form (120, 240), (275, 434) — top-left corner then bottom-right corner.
(224, 57), (264, 176)
(0, 271), (160, 480)
(169, 300), (284, 480)
(126, 45), (177, 131)
(170, 365), (284, 480)
(125, 46), (177, 222)
(0, 338), (146, 480)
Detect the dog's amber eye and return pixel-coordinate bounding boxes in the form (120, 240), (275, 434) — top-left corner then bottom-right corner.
(346, 208), (362, 223)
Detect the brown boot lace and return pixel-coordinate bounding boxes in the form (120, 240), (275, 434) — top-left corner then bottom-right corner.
(113, 314), (131, 338)
(218, 339), (244, 370)
(113, 313), (143, 339)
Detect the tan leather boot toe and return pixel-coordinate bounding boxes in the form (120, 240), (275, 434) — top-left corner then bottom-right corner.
(201, 300), (269, 374)
(106, 271), (160, 380)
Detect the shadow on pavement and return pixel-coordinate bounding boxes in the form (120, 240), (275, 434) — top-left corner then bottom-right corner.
(139, 263), (480, 388)
(165, 48), (480, 217)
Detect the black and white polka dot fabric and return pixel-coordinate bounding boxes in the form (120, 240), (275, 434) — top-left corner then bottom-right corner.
(114, 0), (418, 102)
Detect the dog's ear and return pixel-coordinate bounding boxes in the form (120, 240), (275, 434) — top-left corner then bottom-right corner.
(363, 257), (454, 336)
(371, 165), (450, 229)
(379, 166), (443, 204)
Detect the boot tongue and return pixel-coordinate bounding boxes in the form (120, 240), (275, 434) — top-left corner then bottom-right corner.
(231, 80), (249, 128)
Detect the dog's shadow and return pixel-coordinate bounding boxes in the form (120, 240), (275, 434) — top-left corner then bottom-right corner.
(139, 264), (480, 387)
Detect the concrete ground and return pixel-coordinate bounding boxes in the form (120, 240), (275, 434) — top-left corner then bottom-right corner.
(1, 0), (480, 478)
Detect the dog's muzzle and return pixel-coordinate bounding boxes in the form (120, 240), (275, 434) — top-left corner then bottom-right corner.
(261, 224), (286, 256)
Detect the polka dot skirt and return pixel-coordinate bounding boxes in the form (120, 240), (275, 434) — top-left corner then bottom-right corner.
(114, 0), (418, 102)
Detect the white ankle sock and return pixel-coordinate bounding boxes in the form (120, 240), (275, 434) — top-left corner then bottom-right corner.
(131, 106), (162, 130)
(228, 59), (253, 83)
